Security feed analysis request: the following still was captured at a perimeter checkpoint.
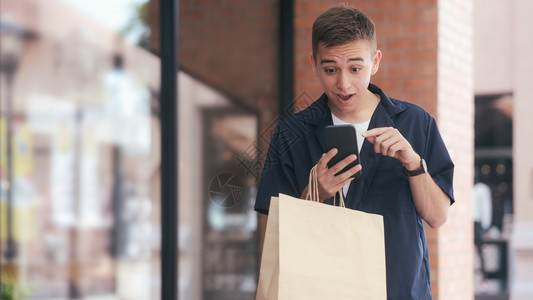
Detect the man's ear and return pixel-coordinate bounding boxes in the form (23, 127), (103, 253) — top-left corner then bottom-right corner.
(371, 50), (382, 76)
(309, 53), (318, 76)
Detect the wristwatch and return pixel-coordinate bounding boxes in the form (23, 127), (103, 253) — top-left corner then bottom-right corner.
(403, 158), (427, 177)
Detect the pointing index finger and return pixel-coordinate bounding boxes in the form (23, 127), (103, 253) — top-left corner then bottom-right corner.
(362, 127), (388, 138)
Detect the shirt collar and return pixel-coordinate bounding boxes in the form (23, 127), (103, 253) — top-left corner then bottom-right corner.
(303, 83), (408, 127)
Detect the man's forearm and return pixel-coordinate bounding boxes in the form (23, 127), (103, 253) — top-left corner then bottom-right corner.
(409, 173), (450, 228)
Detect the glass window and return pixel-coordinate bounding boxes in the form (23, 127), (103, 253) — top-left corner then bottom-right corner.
(177, 72), (259, 300)
(474, 93), (513, 295)
(1, 0), (161, 298)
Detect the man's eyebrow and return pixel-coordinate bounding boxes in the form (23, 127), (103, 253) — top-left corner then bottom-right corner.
(320, 59), (336, 64)
(320, 57), (365, 64)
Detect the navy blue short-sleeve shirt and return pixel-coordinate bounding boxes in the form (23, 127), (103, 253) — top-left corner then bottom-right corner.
(255, 83), (455, 299)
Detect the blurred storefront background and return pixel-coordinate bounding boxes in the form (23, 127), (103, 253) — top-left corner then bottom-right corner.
(0, 0), (262, 299)
(0, 0), (163, 298)
(1, 0), (533, 300)
(473, 1), (533, 299)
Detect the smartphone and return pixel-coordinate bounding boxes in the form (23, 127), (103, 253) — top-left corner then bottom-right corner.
(323, 125), (362, 179)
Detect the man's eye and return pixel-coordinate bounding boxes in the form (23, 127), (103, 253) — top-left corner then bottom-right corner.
(352, 67), (361, 72)
(324, 68), (336, 74)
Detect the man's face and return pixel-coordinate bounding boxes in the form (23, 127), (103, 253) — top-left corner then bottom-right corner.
(311, 40), (382, 118)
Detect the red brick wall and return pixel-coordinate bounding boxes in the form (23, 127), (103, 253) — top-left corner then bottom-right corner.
(295, 0), (439, 116)
(294, 1), (474, 299)
(434, 0), (474, 298)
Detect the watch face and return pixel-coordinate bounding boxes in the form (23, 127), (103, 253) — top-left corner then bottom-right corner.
(421, 159), (427, 173)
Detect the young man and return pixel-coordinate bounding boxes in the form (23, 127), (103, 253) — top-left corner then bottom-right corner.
(255, 7), (454, 299)
(255, 6), (454, 299)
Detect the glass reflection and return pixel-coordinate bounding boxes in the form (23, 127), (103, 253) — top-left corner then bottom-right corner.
(1, 1), (264, 299)
(177, 72), (260, 300)
(1, 0), (160, 299)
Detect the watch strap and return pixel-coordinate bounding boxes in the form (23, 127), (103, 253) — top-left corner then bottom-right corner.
(403, 158), (427, 177)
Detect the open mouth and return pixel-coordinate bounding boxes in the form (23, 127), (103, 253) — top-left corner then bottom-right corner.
(337, 94), (354, 102)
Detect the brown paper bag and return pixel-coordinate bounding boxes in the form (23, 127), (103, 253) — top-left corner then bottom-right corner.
(256, 191), (386, 299)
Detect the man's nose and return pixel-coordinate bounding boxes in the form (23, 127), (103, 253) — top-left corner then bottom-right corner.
(336, 71), (351, 91)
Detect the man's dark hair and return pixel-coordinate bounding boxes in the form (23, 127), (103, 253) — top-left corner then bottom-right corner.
(312, 6), (377, 59)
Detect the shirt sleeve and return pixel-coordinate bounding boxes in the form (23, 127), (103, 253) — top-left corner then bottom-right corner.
(254, 121), (301, 215)
(424, 116), (455, 205)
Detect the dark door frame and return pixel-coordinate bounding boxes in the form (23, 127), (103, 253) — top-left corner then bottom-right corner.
(160, 0), (179, 299)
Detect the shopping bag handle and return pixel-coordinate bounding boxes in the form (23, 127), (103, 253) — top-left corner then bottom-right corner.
(306, 165), (346, 208)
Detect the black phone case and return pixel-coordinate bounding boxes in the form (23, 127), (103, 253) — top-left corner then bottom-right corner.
(323, 125), (362, 179)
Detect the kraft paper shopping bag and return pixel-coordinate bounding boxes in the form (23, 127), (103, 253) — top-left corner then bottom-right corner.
(256, 168), (386, 299)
